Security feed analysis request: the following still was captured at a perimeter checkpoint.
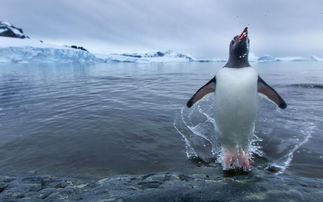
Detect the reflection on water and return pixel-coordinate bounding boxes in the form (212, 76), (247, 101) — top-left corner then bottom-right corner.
(0, 62), (323, 179)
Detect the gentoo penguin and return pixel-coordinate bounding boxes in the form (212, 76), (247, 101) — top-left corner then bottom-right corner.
(186, 27), (287, 171)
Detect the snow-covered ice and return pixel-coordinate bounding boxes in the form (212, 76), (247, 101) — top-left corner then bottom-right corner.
(0, 37), (209, 64)
(0, 36), (322, 64)
(0, 37), (97, 63)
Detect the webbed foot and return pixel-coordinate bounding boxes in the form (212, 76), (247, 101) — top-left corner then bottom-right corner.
(223, 148), (251, 171)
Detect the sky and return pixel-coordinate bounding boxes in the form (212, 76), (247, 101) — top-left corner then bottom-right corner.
(1, 0), (323, 58)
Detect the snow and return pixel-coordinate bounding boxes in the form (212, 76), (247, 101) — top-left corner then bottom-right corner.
(95, 50), (195, 63)
(249, 52), (323, 63)
(0, 21), (28, 39)
(0, 37), (96, 63)
(1, 21), (11, 26)
(0, 36), (322, 64)
(0, 37), (206, 64)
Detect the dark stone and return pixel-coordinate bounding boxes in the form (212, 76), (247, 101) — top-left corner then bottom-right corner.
(13, 193), (25, 198)
(0, 172), (323, 201)
(121, 53), (142, 58)
(0, 183), (7, 193)
(0, 21), (29, 39)
(137, 181), (162, 189)
(178, 174), (193, 181)
(69, 45), (88, 52)
(38, 188), (56, 199)
(156, 51), (165, 57)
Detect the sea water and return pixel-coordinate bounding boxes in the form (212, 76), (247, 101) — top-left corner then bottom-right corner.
(0, 62), (322, 179)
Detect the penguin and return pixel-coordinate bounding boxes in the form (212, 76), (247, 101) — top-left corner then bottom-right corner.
(186, 27), (287, 171)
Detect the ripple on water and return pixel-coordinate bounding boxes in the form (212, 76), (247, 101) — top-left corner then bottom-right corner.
(289, 83), (323, 89)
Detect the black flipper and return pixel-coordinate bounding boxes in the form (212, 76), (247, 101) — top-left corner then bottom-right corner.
(186, 77), (216, 108)
(257, 76), (287, 109)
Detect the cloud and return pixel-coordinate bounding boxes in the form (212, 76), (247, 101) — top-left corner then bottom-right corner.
(1, 0), (323, 57)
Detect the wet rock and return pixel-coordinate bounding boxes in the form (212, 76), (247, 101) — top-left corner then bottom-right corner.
(137, 181), (162, 189)
(38, 188), (56, 199)
(12, 192), (25, 198)
(0, 183), (8, 193)
(178, 174), (193, 181)
(0, 173), (322, 201)
(53, 180), (73, 189)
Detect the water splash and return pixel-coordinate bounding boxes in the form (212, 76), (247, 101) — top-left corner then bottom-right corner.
(174, 95), (315, 175)
(173, 94), (263, 165)
(173, 118), (197, 158)
(269, 122), (315, 175)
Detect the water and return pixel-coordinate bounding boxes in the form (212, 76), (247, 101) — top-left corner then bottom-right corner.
(0, 62), (322, 179)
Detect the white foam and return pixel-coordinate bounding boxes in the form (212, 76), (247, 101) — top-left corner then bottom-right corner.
(173, 115), (198, 158)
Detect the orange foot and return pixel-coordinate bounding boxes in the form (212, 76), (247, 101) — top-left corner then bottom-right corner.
(223, 148), (251, 171)
(237, 149), (250, 172)
(223, 148), (237, 170)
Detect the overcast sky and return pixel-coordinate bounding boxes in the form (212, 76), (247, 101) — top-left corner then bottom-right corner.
(1, 0), (323, 58)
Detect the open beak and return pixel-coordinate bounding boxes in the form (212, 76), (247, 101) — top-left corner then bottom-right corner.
(236, 27), (248, 41)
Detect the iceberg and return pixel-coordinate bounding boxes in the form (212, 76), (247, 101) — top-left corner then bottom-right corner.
(249, 53), (323, 63)
(257, 55), (279, 62)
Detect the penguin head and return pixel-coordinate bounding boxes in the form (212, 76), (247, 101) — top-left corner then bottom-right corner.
(224, 27), (251, 68)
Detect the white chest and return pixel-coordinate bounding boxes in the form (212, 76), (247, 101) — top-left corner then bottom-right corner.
(215, 67), (258, 104)
(215, 67), (258, 128)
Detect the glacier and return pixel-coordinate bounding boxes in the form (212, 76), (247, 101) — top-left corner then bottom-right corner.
(0, 37), (322, 64)
(0, 37), (219, 64)
(0, 38), (96, 63)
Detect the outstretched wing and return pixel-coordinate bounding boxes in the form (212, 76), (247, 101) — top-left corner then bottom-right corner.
(186, 77), (216, 108)
(257, 76), (287, 109)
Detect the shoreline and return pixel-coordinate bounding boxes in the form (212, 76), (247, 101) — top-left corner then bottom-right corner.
(1, 172), (323, 201)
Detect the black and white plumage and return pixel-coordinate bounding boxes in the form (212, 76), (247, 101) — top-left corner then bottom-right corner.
(186, 27), (287, 170)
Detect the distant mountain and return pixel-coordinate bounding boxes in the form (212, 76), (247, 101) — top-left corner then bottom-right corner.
(0, 21), (29, 39)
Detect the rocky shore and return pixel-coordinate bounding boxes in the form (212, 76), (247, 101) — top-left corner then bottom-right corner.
(1, 172), (323, 201)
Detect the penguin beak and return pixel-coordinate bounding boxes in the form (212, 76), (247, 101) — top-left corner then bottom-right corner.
(236, 27), (248, 41)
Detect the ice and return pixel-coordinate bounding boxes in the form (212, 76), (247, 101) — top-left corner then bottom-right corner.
(0, 37), (211, 64)
(250, 52), (323, 63)
(257, 55), (279, 62)
(0, 37), (97, 63)
(0, 36), (322, 64)
(95, 51), (196, 63)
